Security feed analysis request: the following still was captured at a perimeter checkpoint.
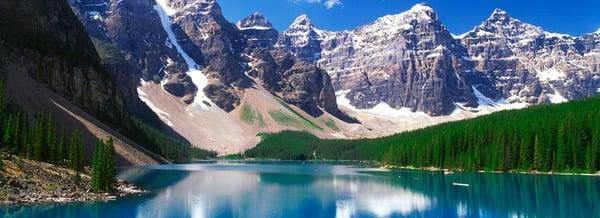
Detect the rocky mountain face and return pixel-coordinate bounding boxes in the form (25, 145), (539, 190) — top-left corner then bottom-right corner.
(277, 4), (599, 115)
(0, 0), (128, 124)
(460, 9), (600, 104)
(70, 0), (196, 104)
(237, 12), (279, 50)
(314, 4), (478, 115)
(277, 15), (329, 63)
(64, 0), (599, 148)
(70, 0), (355, 122)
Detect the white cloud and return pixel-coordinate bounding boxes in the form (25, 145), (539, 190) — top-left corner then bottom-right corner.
(324, 0), (342, 9)
(293, 0), (342, 10)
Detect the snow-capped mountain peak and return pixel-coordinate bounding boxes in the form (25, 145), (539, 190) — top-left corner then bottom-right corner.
(156, 0), (221, 16)
(237, 12), (274, 30)
(489, 8), (509, 20)
(290, 14), (314, 30)
(407, 3), (434, 15)
(473, 8), (544, 42)
(376, 3), (437, 25)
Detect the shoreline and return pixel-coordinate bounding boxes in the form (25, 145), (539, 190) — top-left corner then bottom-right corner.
(0, 155), (147, 205)
(381, 164), (600, 177)
(225, 157), (600, 177)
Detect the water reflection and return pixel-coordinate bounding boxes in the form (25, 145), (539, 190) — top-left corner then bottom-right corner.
(331, 178), (431, 217)
(1, 162), (599, 218)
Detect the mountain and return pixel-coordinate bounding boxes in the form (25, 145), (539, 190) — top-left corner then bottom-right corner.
(66, 0), (600, 153)
(316, 4), (478, 116)
(68, 0), (359, 154)
(277, 15), (331, 63)
(460, 9), (600, 105)
(237, 12), (279, 49)
(0, 0), (167, 165)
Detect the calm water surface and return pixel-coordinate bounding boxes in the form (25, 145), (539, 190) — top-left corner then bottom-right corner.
(1, 161), (599, 218)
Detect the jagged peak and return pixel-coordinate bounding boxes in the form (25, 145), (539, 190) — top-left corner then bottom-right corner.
(487, 8), (512, 22)
(156, 0), (221, 16)
(401, 3), (437, 21)
(237, 12), (274, 30)
(408, 3), (434, 13)
(596, 28), (600, 34)
(376, 3), (438, 25)
(491, 8), (508, 16)
(290, 14), (314, 29)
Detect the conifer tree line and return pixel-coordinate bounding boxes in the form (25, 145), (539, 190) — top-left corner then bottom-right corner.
(246, 96), (600, 173)
(0, 79), (85, 177)
(92, 137), (116, 193)
(128, 117), (217, 162)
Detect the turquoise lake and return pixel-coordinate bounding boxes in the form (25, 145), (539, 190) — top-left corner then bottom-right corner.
(1, 161), (599, 218)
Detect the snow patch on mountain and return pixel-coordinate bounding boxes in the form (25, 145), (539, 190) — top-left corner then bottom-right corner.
(472, 86), (497, 106)
(154, 1), (213, 110)
(138, 80), (175, 127)
(238, 26), (273, 31)
(336, 90), (430, 118)
(537, 68), (565, 81)
(547, 84), (569, 103)
(155, 0), (178, 16)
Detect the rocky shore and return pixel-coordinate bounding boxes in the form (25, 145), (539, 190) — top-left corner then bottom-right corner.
(0, 155), (146, 205)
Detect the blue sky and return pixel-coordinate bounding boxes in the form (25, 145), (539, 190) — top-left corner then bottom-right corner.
(218, 0), (600, 36)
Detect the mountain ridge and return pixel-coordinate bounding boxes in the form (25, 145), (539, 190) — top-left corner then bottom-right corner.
(67, 0), (600, 153)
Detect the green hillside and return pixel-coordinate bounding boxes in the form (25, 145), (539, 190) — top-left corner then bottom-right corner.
(245, 97), (600, 173)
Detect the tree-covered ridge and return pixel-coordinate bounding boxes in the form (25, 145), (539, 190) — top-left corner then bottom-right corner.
(127, 117), (217, 162)
(246, 97), (600, 173)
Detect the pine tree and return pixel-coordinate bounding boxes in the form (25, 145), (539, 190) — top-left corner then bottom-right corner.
(533, 135), (544, 171)
(46, 114), (57, 164)
(104, 137), (116, 191)
(69, 130), (84, 183)
(33, 114), (45, 161)
(58, 127), (67, 164)
(18, 115), (28, 157)
(555, 122), (567, 171)
(91, 139), (105, 192)
(12, 112), (23, 155)
(91, 137), (117, 193)
(3, 115), (13, 150)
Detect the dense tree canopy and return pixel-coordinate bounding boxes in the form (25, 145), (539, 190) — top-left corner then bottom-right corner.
(246, 97), (600, 173)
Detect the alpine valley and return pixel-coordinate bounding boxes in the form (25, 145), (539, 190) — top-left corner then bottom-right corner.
(66, 0), (600, 154)
(2, 0), (600, 216)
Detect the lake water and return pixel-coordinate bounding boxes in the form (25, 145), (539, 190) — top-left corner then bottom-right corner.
(1, 161), (599, 218)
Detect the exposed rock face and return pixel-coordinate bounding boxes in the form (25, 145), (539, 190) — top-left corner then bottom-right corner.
(279, 61), (347, 120)
(69, 0), (599, 126)
(460, 9), (600, 104)
(69, 0), (357, 121)
(0, 0), (126, 123)
(237, 14), (357, 122)
(237, 12), (279, 50)
(165, 0), (248, 89)
(315, 4), (477, 115)
(71, 0), (186, 81)
(162, 73), (198, 104)
(277, 15), (327, 63)
(70, 0), (197, 104)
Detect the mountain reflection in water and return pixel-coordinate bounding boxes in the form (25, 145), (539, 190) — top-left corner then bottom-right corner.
(1, 161), (599, 218)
